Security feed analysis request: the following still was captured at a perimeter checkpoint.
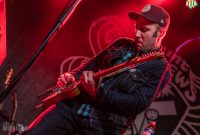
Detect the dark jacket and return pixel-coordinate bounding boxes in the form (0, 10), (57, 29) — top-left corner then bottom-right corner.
(70, 38), (171, 134)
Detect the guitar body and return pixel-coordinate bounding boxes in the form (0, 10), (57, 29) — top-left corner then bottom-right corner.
(36, 83), (81, 109)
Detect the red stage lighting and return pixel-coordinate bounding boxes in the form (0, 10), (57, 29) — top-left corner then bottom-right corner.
(0, 0), (6, 66)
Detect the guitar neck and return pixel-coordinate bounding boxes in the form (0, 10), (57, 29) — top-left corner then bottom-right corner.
(94, 52), (164, 79)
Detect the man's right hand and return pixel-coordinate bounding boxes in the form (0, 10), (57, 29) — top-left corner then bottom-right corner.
(57, 72), (75, 88)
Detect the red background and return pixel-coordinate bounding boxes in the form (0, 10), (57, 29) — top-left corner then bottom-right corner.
(0, 0), (200, 134)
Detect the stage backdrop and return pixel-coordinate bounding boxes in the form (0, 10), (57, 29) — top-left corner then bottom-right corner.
(0, 0), (200, 135)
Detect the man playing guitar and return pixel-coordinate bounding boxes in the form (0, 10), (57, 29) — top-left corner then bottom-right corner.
(23, 4), (171, 135)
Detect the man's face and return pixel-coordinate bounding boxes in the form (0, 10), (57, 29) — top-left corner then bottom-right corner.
(134, 16), (160, 51)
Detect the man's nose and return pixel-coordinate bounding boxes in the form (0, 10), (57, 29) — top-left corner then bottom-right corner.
(135, 30), (141, 38)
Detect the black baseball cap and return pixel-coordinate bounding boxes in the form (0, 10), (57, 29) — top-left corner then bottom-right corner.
(128, 4), (170, 27)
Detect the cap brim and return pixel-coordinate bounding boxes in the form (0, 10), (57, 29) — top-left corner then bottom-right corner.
(128, 11), (141, 20)
(128, 11), (159, 25)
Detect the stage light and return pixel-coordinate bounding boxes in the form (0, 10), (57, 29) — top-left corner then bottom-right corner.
(0, 0), (6, 66)
(186, 0), (198, 9)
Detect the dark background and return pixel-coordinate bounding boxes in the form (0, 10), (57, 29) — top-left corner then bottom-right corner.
(0, 0), (200, 134)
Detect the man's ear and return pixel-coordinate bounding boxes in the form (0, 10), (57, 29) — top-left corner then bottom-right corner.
(157, 29), (165, 37)
(153, 28), (163, 38)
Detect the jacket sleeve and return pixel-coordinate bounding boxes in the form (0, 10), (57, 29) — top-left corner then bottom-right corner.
(92, 62), (171, 116)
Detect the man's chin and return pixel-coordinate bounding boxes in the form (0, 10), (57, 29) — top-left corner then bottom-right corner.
(136, 47), (142, 51)
(136, 44), (142, 51)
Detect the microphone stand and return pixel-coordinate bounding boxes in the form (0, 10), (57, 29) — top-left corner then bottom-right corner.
(0, 0), (82, 103)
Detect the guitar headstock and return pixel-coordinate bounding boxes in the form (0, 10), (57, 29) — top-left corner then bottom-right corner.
(4, 67), (14, 89)
(3, 68), (18, 121)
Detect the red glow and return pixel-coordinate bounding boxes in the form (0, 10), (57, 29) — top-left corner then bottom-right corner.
(27, 105), (56, 130)
(58, 0), (82, 30)
(0, 0), (6, 66)
(89, 16), (133, 55)
(146, 0), (173, 6)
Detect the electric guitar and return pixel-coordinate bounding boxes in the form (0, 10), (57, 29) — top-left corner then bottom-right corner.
(36, 51), (164, 109)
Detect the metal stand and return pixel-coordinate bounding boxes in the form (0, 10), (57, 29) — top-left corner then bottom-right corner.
(0, 0), (82, 103)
